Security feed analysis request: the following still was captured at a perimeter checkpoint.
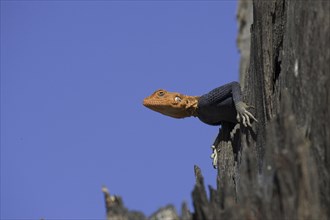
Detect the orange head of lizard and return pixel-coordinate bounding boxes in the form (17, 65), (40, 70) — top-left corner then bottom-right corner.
(143, 89), (198, 119)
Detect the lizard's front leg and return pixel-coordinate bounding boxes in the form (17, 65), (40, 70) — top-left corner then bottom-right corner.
(235, 101), (258, 127)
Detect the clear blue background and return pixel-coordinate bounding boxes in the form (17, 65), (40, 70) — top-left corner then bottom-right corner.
(1, 1), (239, 219)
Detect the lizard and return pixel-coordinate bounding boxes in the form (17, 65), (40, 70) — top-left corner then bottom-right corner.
(143, 81), (257, 168)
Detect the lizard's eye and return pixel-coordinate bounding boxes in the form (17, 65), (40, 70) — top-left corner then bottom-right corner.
(158, 91), (165, 97)
(174, 96), (182, 102)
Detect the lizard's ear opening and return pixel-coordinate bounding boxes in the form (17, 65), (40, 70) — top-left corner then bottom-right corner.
(174, 96), (182, 102)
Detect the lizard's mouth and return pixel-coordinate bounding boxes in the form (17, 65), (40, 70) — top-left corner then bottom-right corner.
(143, 98), (184, 118)
(143, 99), (167, 111)
(142, 99), (155, 107)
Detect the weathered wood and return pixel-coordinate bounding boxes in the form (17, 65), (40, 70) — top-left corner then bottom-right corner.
(102, 186), (146, 220)
(237, 0), (329, 219)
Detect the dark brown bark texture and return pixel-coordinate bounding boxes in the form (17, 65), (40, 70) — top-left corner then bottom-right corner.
(103, 0), (330, 219)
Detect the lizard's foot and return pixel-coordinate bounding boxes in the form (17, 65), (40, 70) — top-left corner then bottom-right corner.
(210, 145), (218, 169)
(230, 123), (240, 139)
(235, 101), (258, 127)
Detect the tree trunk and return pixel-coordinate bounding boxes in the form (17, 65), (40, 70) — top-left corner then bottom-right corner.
(103, 0), (330, 219)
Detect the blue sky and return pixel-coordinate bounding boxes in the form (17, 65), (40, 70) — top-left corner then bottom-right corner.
(1, 1), (239, 219)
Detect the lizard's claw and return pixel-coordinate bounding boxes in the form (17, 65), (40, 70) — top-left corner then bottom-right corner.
(235, 101), (258, 127)
(210, 145), (218, 169)
(230, 123), (240, 139)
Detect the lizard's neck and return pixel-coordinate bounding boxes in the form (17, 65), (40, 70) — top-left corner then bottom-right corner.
(185, 96), (199, 117)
